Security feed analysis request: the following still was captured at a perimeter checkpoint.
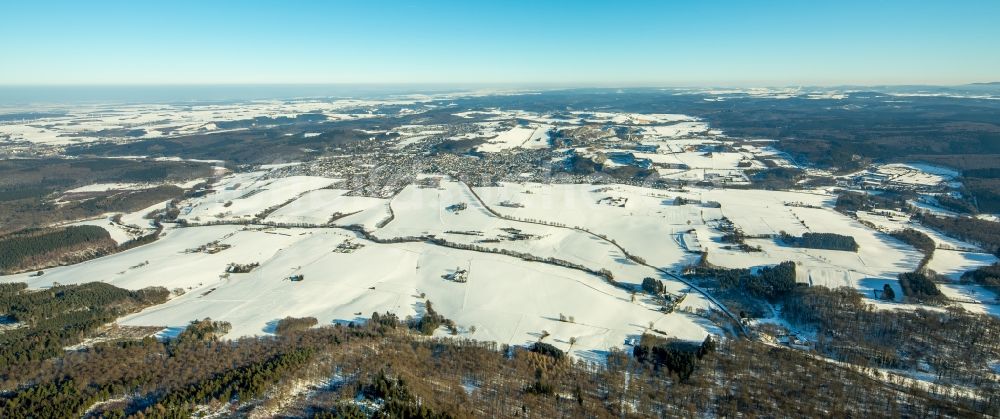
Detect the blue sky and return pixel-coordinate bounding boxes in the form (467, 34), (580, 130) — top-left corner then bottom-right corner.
(1, 0), (998, 86)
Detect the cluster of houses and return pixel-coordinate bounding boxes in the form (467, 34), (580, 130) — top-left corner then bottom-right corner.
(333, 240), (364, 253)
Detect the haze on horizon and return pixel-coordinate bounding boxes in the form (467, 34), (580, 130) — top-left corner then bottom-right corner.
(1, 0), (998, 87)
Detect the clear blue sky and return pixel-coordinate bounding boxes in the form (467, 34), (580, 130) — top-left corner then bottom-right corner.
(1, 0), (998, 86)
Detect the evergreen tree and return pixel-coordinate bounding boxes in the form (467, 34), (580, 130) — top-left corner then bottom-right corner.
(882, 284), (896, 301)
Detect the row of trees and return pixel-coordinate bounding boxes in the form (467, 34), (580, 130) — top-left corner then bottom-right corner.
(890, 228), (936, 270)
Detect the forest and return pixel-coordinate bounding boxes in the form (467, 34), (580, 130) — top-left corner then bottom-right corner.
(780, 232), (859, 252)
(781, 286), (999, 387)
(0, 282), (168, 370)
(743, 261), (797, 301)
(0, 157), (210, 234)
(65, 118), (387, 165)
(274, 316), (320, 336)
(1, 295), (994, 418)
(962, 263), (1000, 293)
(0, 225), (115, 274)
(935, 194), (979, 215)
(897, 271), (945, 302)
(0, 219), (168, 275)
(917, 213), (1000, 254)
(960, 169), (1000, 213)
(688, 261), (797, 302)
(632, 334), (716, 382)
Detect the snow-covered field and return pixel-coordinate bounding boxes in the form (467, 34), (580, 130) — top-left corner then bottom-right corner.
(3, 157), (997, 358)
(476, 126), (538, 152)
(179, 174), (336, 223)
(854, 207), (998, 280)
(474, 182), (703, 271)
(641, 122), (711, 138)
(65, 182), (160, 193)
(876, 163), (958, 186)
(1, 220), (715, 359)
(3, 172), (741, 357)
(474, 182), (967, 303)
(266, 189), (386, 226)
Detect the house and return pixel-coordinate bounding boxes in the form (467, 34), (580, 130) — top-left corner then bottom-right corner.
(442, 267), (468, 283)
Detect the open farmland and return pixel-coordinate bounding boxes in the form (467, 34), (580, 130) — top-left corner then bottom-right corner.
(6, 159), (988, 352)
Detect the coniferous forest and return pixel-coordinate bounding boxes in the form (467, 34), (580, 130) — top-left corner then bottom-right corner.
(0, 226), (116, 274)
(780, 232), (860, 252)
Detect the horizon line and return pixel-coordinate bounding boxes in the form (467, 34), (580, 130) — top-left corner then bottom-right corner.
(0, 81), (996, 89)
